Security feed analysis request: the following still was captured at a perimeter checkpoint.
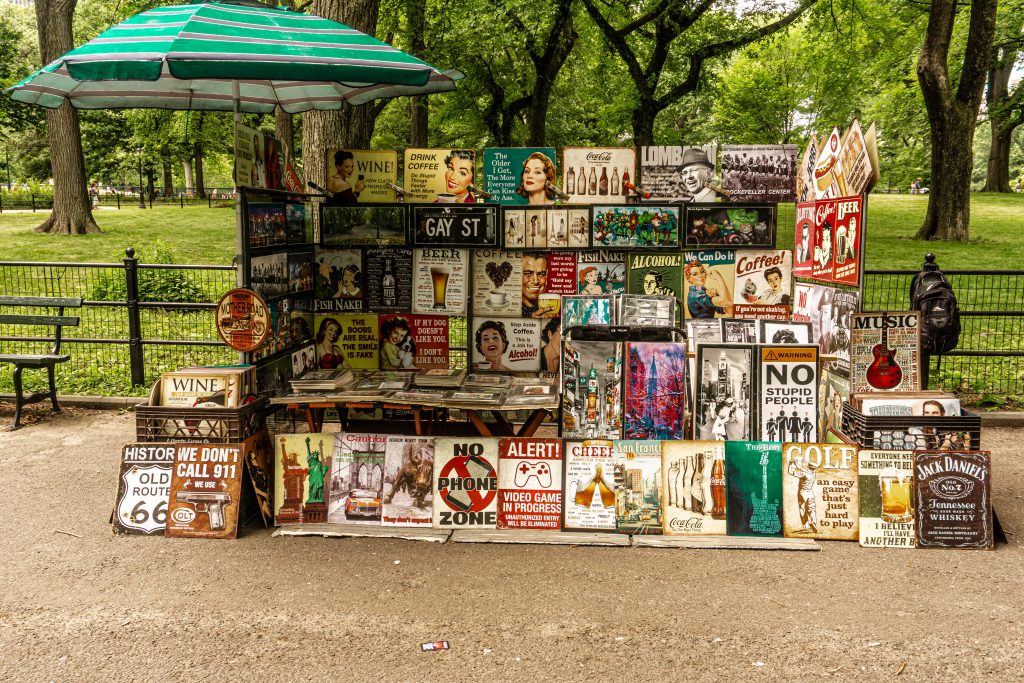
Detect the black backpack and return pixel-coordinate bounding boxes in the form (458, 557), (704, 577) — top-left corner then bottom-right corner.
(909, 262), (961, 354)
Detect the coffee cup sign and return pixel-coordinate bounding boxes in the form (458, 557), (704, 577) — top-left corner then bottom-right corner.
(412, 205), (499, 247)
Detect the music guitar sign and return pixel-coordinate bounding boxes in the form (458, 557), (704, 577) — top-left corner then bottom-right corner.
(850, 313), (921, 393)
(411, 205), (499, 247)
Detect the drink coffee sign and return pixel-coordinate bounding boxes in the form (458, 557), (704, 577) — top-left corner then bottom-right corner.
(411, 205), (498, 246)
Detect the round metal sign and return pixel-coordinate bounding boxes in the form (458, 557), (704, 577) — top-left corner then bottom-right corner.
(215, 288), (271, 352)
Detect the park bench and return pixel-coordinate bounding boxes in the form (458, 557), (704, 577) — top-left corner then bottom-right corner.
(0, 296), (82, 429)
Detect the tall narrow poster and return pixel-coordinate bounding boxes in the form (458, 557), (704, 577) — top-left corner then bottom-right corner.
(813, 128), (844, 199)
(412, 248), (468, 315)
(914, 451), (992, 549)
(796, 135), (818, 203)
(326, 433), (386, 524)
(758, 345), (819, 443)
(562, 439), (616, 531)
(561, 341), (623, 440)
(612, 440), (663, 534)
(432, 437), (501, 529)
(830, 197), (863, 287)
(782, 443), (859, 540)
(793, 201), (816, 278)
(624, 342), (688, 440)
(661, 440), (727, 535)
(683, 250), (735, 320)
(364, 247), (413, 312)
(382, 436), (434, 527)
(497, 438), (563, 530)
(165, 444), (244, 539)
(725, 441), (783, 537)
(858, 450), (914, 548)
(838, 121), (873, 197)
(483, 148), (558, 204)
(850, 312), (921, 393)
(562, 147), (636, 205)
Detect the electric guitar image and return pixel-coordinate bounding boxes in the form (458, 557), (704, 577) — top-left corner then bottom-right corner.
(750, 453), (781, 533)
(866, 317), (904, 390)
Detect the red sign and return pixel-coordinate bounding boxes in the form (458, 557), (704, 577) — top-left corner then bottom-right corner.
(438, 456), (498, 512)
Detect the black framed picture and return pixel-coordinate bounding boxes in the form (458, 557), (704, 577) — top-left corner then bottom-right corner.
(320, 204), (408, 246)
(683, 203), (777, 249)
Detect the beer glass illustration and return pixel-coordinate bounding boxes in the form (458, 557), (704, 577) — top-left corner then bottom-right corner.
(879, 466), (912, 523)
(429, 266), (451, 309)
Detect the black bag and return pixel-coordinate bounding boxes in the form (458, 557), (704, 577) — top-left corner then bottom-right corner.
(910, 269), (961, 354)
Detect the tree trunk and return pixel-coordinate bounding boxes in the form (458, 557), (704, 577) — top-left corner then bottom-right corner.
(274, 106), (296, 159)
(632, 100), (661, 149)
(405, 0), (428, 146)
(526, 4), (576, 146)
(980, 43), (1018, 193)
(145, 166), (155, 199)
(33, 0), (99, 234)
(193, 141), (206, 199)
(183, 159), (194, 193)
(915, 0), (998, 240)
(162, 144), (174, 197)
(302, 0), (382, 189)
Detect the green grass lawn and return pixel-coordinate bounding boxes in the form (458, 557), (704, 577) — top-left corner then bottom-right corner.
(1, 193), (1022, 269)
(0, 205), (237, 264)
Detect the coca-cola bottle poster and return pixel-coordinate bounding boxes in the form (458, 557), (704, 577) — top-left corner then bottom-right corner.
(661, 440), (728, 535)
(561, 147), (636, 205)
(482, 147), (558, 204)
(612, 440), (663, 535)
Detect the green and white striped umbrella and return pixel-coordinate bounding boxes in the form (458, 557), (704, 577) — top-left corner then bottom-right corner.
(5, 0), (461, 113)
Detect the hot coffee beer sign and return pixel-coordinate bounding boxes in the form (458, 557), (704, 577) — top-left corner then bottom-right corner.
(411, 205), (499, 247)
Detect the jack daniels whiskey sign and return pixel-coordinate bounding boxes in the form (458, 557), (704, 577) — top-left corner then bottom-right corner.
(411, 204), (499, 247)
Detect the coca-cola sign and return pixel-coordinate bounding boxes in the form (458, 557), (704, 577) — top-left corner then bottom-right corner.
(586, 152), (613, 162)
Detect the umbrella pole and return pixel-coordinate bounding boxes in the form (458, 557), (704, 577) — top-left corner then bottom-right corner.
(232, 80), (244, 289)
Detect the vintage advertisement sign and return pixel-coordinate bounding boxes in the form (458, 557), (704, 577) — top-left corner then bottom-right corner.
(411, 205), (498, 247)
(914, 451), (992, 549)
(662, 440), (728, 535)
(682, 250), (736, 320)
(624, 342), (687, 440)
(403, 148), (478, 203)
(562, 439), (617, 531)
(813, 128), (845, 199)
(432, 437), (500, 529)
(364, 247), (413, 312)
(733, 249), (792, 321)
(313, 248), (364, 313)
(324, 148), (399, 203)
(858, 450), (915, 548)
(472, 249), (521, 317)
(314, 313), (380, 370)
(576, 250), (626, 295)
(850, 312), (921, 393)
(378, 314), (449, 370)
(725, 441), (783, 537)
(796, 134), (818, 203)
(412, 248), (468, 315)
(626, 252), (683, 304)
(234, 122), (285, 190)
(562, 147), (636, 204)
(831, 197), (863, 286)
(215, 288), (271, 352)
(497, 438), (563, 530)
(758, 345), (819, 443)
(720, 144), (798, 203)
(382, 436), (434, 527)
(838, 121), (873, 197)
(793, 201), (816, 278)
(561, 341), (624, 440)
(275, 434), (332, 525)
(241, 429), (274, 527)
(165, 444), (244, 539)
(684, 203), (776, 249)
(612, 440), (663, 534)
(639, 144), (718, 202)
(326, 433), (386, 524)
(783, 443), (859, 540)
(113, 444), (176, 535)
(471, 317), (542, 372)
(483, 147), (558, 204)
(592, 205), (679, 249)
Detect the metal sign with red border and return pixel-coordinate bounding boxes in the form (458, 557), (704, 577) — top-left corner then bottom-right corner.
(215, 287), (271, 352)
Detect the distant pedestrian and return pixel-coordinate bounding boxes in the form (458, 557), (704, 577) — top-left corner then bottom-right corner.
(89, 182), (100, 209)
(1015, 179), (1022, 193)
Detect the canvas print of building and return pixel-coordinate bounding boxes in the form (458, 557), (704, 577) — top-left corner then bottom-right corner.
(694, 344), (754, 441)
(624, 342), (687, 440)
(561, 340), (623, 440)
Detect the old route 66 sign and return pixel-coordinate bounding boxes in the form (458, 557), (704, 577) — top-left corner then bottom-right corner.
(113, 444), (176, 535)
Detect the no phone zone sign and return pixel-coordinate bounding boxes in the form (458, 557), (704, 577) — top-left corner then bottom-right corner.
(433, 439), (499, 528)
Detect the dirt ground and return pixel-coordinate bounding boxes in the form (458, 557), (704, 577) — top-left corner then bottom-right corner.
(1, 405), (1022, 682)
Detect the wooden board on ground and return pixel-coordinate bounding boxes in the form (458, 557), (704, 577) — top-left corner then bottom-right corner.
(631, 534), (819, 551)
(272, 523), (451, 543)
(450, 529), (631, 546)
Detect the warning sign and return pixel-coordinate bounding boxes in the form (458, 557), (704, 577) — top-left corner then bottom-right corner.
(758, 345), (819, 443)
(497, 438), (563, 530)
(432, 437), (500, 528)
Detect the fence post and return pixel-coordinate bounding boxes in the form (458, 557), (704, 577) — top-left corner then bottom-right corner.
(31, 193), (35, 212)
(180, 193), (184, 209)
(123, 247), (147, 387)
(208, 191), (212, 208)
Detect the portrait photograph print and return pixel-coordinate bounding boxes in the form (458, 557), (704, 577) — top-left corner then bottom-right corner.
(639, 144), (718, 202)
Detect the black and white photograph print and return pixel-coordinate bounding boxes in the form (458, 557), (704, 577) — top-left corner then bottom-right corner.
(759, 320), (813, 344)
(695, 344), (754, 441)
(722, 318), (757, 344)
(249, 252), (289, 300)
(720, 144), (799, 203)
(619, 295), (677, 327)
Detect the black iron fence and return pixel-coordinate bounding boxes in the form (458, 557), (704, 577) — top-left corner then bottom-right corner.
(0, 188), (236, 212)
(0, 249), (237, 396)
(863, 267), (1024, 400)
